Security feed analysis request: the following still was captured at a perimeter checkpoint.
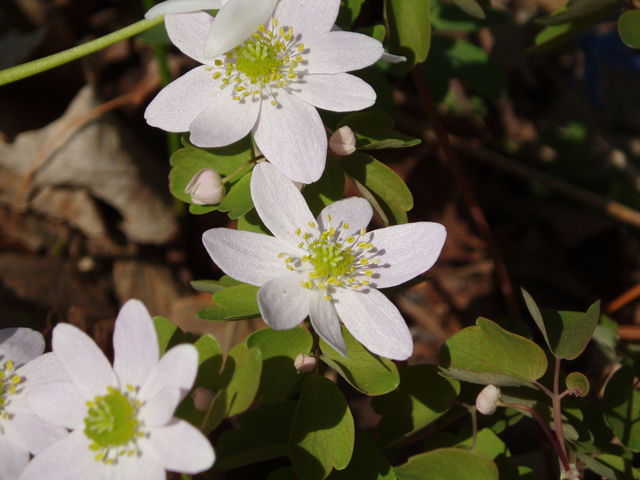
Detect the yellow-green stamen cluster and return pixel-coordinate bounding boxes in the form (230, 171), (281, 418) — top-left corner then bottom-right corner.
(0, 359), (21, 421)
(84, 385), (144, 464)
(279, 215), (380, 301)
(204, 17), (306, 106)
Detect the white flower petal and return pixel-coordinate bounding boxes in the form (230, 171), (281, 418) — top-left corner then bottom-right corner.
(303, 32), (384, 74)
(291, 72), (376, 112)
(164, 12), (214, 64)
(15, 353), (70, 395)
(250, 162), (317, 245)
(106, 446), (165, 480)
(367, 222), (446, 288)
(309, 292), (347, 357)
(0, 433), (28, 480)
(139, 387), (181, 427)
(3, 412), (68, 455)
(203, 0), (278, 58)
(27, 381), (86, 430)
(202, 228), (291, 286)
(0, 328), (44, 367)
(380, 52), (407, 63)
(257, 274), (310, 330)
(334, 288), (413, 360)
(274, 0), (339, 37)
(189, 93), (260, 148)
(52, 323), (118, 398)
(145, 0), (222, 19)
(148, 419), (215, 473)
(253, 93), (327, 184)
(145, 66), (219, 132)
(139, 344), (198, 403)
(113, 299), (160, 389)
(316, 198), (372, 235)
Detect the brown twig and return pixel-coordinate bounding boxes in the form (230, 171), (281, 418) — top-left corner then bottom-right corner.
(606, 283), (640, 314)
(411, 66), (521, 320)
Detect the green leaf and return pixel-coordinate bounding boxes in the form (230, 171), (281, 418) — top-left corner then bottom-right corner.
(537, 0), (621, 26)
(619, 9), (640, 48)
(326, 436), (396, 480)
(302, 156), (346, 217)
(355, 25), (386, 43)
(577, 444), (640, 480)
(190, 279), (228, 294)
(216, 401), (297, 471)
(460, 429), (518, 480)
(394, 448), (499, 480)
(136, 21), (171, 44)
(269, 468), (300, 480)
(237, 207), (271, 235)
(431, 0), (509, 32)
(372, 365), (460, 446)
(341, 151), (413, 225)
(246, 327), (314, 404)
(337, 110), (421, 151)
(319, 326), (400, 396)
(218, 170), (254, 219)
(197, 284), (261, 321)
(289, 375), (355, 480)
(440, 317), (548, 387)
(336, 0), (366, 28)
(522, 289), (600, 360)
(152, 316), (182, 355)
(604, 365), (640, 452)
(451, 0), (485, 19)
(384, 0), (431, 70)
(566, 372), (590, 397)
(201, 388), (227, 434)
(212, 343), (262, 418)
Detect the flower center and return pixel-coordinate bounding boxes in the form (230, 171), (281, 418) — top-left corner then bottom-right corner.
(279, 215), (380, 301)
(84, 386), (142, 463)
(204, 17), (306, 106)
(0, 360), (22, 421)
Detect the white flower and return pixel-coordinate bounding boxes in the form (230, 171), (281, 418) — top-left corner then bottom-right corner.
(0, 329), (68, 480)
(185, 168), (226, 205)
(20, 300), (215, 480)
(145, 0), (278, 60)
(329, 125), (357, 156)
(476, 385), (502, 415)
(293, 354), (316, 373)
(202, 163), (447, 360)
(145, 0), (383, 184)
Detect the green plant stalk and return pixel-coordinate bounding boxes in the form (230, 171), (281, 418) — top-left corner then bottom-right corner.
(552, 357), (568, 459)
(0, 17), (164, 87)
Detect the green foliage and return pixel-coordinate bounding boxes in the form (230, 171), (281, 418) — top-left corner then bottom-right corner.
(152, 315), (182, 354)
(523, 289), (600, 360)
(326, 436), (396, 480)
(289, 375), (355, 480)
(577, 444), (640, 480)
(341, 151), (413, 225)
(337, 110), (421, 150)
(450, 0), (485, 20)
(384, 0), (431, 70)
(431, 0), (509, 32)
(336, 0), (366, 28)
(319, 326), (400, 396)
(394, 448), (499, 480)
(197, 283), (261, 321)
(536, 0), (622, 26)
(246, 327), (314, 404)
(238, 208), (271, 235)
(213, 343), (262, 417)
(217, 170), (254, 219)
(618, 10), (640, 48)
(302, 156), (345, 217)
(604, 365), (640, 452)
(566, 372), (590, 397)
(189, 279), (228, 294)
(372, 365), (460, 445)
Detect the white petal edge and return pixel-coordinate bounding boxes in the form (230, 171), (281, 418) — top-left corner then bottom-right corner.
(0, 433), (28, 480)
(52, 323), (118, 399)
(113, 299), (160, 390)
(367, 222), (446, 289)
(303, 32), (384, 74)
(250, 162), (317, 245)
(27, 381), (87, 430)
(291, 73), (376, 112)
(253, 93), (327, 184)
(164, 12), (214, 64)
(273, 0), (339, 38)
(139, 344), (198, 403)
(202, 228), (292, 286)
(316, 197), (372, 236)
(15, 352), (70, 396)
(334, 288), (413, 360)
(309, 292), (347, 357)
(3, 412), (68, 455)
(0, 328), (44, 366)
(148, 419), (215, 473)
(145, 0), (222, 19)
(257, 274), (310, 330)
(204, 0), (278, 58)
(139, 387), (182, 427)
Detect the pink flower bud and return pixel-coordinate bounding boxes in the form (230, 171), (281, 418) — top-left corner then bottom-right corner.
(329, 126), (357, 156)
(185, 168), (225, 205)
(191, 387), (216, 412)
(476, 385), (501, 415)
(294, 354), (316, 373)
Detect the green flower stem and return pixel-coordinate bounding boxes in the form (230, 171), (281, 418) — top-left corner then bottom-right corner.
(552, 356), (568, 458)
(0, 17), (164, 87)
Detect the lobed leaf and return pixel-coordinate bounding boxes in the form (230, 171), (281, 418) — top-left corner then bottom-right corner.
(218, 170), (254, 219)
(152, 316), (182, 355)
(394, 448), (499, 480)
(337, 110), (421, 151)
(384, 0), (431, 70)
(302, 156), (346, 218)
(604, 365), (640, 452)
(619, 10), (640, 49)
(566, 371), (590, 397)
(197, 283), (261, 321)
(326, 436), (396, 480)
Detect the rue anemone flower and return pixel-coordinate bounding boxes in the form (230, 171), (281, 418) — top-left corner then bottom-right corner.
(145, 0), (383, 184)
(20, 300), (215, 480)
(203, 163), (447, 360)
(0, 329), (68, 480)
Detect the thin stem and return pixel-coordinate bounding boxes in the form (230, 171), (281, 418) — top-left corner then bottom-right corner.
(0, 17), (164, 87)
(553, 356), (567, 459)
(534, 380), (554, 398)
(221, 158), (259, 184)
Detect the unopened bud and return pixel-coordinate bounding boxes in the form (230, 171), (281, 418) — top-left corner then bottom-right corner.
(329, 126), (357, 156)
(185, 168), (225, 205)
(476, 385), (501, 415)
(294, 354), (316, 373)
(192, 387), (215, 412)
